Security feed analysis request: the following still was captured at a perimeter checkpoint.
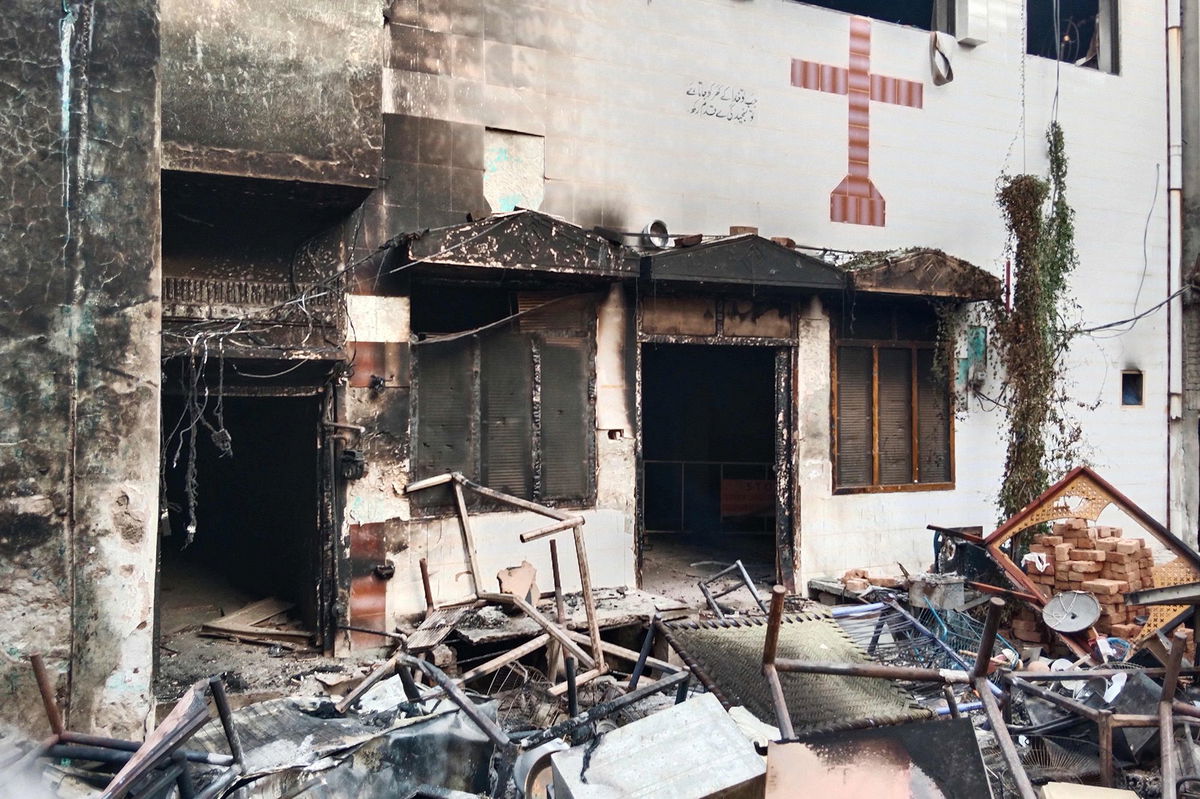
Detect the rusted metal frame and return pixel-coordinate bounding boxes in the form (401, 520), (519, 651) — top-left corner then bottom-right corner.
(1006, 676), (1102, 721)
(968, 597), (1006, 680)
(983, 466), (1200, 573)
(775, 345), (797, 592)
(975, 675), (1038, 799)
(547, 539), (566, 679)
(519, 516), (583, 543)
(1163, 630), (1189, 799)
(772, 658), (972, 684)
(762, 586), (797, 739)
(628, 615), (657, 690)
(520, 669), (691, 750)
(942, 685), (961, 718)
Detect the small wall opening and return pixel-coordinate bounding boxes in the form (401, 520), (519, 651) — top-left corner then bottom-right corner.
(1122, 370), (1144, 406)
(159, 392), (323, 639)
(640, 344), (777, 599)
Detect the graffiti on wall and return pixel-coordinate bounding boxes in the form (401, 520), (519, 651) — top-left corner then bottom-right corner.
(686, 80), (757, 124)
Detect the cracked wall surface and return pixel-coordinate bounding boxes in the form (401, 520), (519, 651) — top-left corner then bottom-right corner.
(1, 0), (161, 737)
(161, 0), (384, 187)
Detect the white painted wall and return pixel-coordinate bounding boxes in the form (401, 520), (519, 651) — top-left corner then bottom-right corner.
(384, 0), (1177, 591)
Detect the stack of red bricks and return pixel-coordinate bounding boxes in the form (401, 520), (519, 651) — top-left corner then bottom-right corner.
(1022, 518), (1154, 641)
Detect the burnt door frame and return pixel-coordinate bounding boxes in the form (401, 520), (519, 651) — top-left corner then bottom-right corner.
(633, 305), (797, 590)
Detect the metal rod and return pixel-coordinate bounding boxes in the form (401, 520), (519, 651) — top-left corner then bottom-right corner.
(419, 558), (435, 614)
(47, 744), (136, 765)
(520, 517), (585, 543)
(571, 523), (606, 674)
(698, 580), (725, 619)
(1008, 666), (1200, 681)
(1098, 710), (1114, 788)
(550, 540), (566, 625)
(942, 686), (960, 719)
(972, 597), (1005, 680)
(773, 658), (971, 684)
(763, 585), (786, 667)
(336, 654), (398, 714)
(1007, 676), (1101, 722)
(478, 593), (596, 669)
(521, 670), (690, 750)
(763, 665), (795, 739)
(207, 677), (245, 766)
(628, 616), (657, 690)
(30, 654), (64, 736)
(975, 676), (1038, 799)
(565, 658), (579, 718)
(58, 733), (233, 766)
(736, 560), (769, 614)
(398, 665), (423, 704)
(674, 672), (690, 704)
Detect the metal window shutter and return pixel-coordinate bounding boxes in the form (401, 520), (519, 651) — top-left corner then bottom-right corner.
(877, 348), (913, 485)
(836, 346), (873, 487)
(480, 332), (534, 500)
(917, 349), (951, 483)
(540, 337), (591, 500)
(414, 338), (475, 506)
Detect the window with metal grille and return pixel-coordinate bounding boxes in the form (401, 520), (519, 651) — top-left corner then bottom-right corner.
(412, 287), (596, 511)
(832, 303), (953, 492)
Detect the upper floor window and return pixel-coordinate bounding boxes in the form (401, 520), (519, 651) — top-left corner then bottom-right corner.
(1027, 0), (1119, 74)
(794, 1), (955, 33)
(832, 303), (953, 493)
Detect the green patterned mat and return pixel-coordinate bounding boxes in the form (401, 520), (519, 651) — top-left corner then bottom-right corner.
(661, 609), (932, 736)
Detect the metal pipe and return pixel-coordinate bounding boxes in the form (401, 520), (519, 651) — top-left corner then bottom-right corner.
(419, 558), (435, 613)
(763, 585), (786, 667)
(627, 616), (656, 690)
(57, 733), (233, 766)
(773, 658), (970, 684)
(942, 686), (960, 719)
(1007, 676), (1101, 722)
(30, 654), (64, 736)
(972, 598), (1005, 680)
(208, 677), (245, 766)
(565, 658), (579, 719)
(674, 672), (690, 704)
(976, 676), (1037, 799)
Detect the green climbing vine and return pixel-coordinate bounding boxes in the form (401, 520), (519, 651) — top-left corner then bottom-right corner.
(990, 122), (1084, 529)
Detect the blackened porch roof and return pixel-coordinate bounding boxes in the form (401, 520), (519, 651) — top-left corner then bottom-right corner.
(637, 234), (845, 291)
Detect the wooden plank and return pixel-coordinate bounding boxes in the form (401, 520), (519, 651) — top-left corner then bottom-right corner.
(455, 634), (551, 686)
(405, 606), (471, 652)
(205, 597), (293, 629)
(548, 668), (603, 697)
(562, 630), (678, 673)
(199, 620), (311, 639)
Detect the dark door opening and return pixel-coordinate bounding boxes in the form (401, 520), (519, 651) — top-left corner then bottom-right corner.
(640, 344), (782, 600)
(160, 394), (323, 640)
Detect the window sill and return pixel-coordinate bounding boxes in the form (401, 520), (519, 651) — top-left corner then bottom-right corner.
(833, 482), (955, 495)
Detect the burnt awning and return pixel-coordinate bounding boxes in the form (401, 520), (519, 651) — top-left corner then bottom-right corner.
(847, 248), (1001, 301)
(399, 209), (633, 278)
(639, 235), (844, 291)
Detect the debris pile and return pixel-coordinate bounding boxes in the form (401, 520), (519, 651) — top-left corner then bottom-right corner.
(1023, 520), (1155, 641)
(9, 466), (1200, 798)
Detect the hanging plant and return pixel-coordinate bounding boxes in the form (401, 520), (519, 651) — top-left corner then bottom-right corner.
(990, 122), (1084, 529)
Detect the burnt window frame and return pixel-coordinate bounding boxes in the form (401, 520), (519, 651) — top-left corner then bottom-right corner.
(831, 304), (955, 494)
(1025, 0), (1120, 75)
(789, 0), (957, 33)
(409, 288), (598, 515)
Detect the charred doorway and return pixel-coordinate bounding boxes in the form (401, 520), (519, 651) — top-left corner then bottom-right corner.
(641, 344), (782, 594)
(160, 390), (326, 647)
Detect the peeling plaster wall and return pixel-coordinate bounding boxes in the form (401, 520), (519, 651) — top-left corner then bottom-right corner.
(1, 1), (161, 736)
(161, 0), (385, 186)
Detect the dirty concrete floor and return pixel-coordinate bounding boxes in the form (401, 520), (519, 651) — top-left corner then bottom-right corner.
(640, 534), (776, 614)
(156, 556), (355, 707)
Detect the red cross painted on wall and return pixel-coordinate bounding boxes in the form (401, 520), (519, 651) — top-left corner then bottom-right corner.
(791, 16), (924, 227)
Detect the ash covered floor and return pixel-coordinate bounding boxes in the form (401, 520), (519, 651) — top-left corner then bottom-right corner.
(640, 533), (777, 613)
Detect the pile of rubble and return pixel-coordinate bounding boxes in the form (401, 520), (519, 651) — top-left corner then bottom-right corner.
(9, 466), (1200, 798)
